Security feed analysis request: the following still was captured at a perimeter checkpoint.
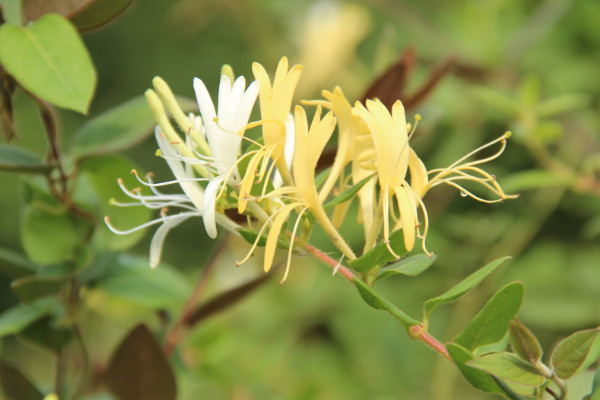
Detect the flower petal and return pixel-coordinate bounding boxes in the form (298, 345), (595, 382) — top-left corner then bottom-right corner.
(150, 213), (190, 268)
(202, 177), (224, 239)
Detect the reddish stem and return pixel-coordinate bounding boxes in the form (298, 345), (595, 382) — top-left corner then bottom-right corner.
(409, 325), (451, 361)
(303, 243), (355, 282)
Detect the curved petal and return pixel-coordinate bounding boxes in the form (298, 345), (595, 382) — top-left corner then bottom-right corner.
(150, 213), (191, 268)
(202, 177), (224, 238)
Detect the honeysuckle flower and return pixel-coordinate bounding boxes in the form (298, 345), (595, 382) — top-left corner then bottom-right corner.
(238, 105), (356, 283)
(238, 57), (302, 206)
(193, 72), (259, 237)
(106, 127), (240, 268)
(354, 99), (419, 257)
(304, 86), (377, 235)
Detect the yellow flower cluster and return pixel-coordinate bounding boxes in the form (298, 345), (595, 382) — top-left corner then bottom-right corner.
(108, 57), (516, 281)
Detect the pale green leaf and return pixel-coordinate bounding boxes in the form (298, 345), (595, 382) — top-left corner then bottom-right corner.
(375, 253), (437, 282)
(0, 14), (96, 113)
(551, 327), (600, 379)
(423, 256), (511, 320)
(467, 352), (545, 387)
(509, 318), (543, 364)
(349, 229), (408, 274)
(455, 282), (524, 352)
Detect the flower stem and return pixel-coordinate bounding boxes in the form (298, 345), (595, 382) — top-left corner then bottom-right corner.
(305, 242), (451, 361)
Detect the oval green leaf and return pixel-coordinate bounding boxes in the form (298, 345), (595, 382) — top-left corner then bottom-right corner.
(0, 145), (56, 174)
(349, 229), (408, 274)
(423, 256), (511, 321)
(551, 327), (600, 379)
(0, 14), (96, 113)
(69, 96), (197, 160)
(467, 352), (545, 387)
(20, 203), (85, 265)
(454, 282), (524, 352)
(375, 253), (437, 282)
(509, 318), (543, 364)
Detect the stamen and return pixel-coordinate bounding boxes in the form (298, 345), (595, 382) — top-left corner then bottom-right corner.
(281, 207), (308, 284)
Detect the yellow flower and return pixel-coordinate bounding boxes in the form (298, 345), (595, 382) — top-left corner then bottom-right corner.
(237, 57), (302, 212)
(238, 106), (356, 283)
(354, 99), (418, 256)
(305, 86), (376, 236)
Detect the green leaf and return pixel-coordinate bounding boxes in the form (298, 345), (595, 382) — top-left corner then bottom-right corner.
(0, 145), (56, 174)
(0, 298), (60, 338)
(509, 318), (543, 364)
(68, 0), (133, 32)
(0, 14), (96, 113)
(0, 247), (37, 278)
(375, 253), (437, 282)
(536, 93), (589, 118)
(0, 361), (44, 400)
(454, 282), (524, 352)
(93, 255), (190, 309)
(105, 324), (177, 400)
(69, 96), (198, 160)
(18, 316), (72, 351)
(78, 155), (152, 252)
(237, 228), (289, 249)
(467, 352), (545, 387)
(423, 256), (511, 320)
(323, 173), (375, 211)
(20, 202), (86, 265)
(446, 343), (509, 397)
(354, 279), (419, 330)
(551, 327), (600, 379)
(349, 229), (408, 274)
(501, 169), (572, 193)
(11, 274), (69, 303)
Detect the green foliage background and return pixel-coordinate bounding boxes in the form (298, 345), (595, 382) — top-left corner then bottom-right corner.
(0, 0), (599, 399)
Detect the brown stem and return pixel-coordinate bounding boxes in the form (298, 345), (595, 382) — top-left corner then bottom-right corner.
(163, 237), (229, 355)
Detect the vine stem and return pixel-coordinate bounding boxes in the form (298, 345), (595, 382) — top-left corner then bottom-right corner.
(303, 241), (451, 361)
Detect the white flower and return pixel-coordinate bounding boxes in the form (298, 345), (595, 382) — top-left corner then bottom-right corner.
(106, 127), (240, 268)
(193, 74), (259, 237)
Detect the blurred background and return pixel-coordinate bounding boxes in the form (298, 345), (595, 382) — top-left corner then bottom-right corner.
(1, 0), (599, 399)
